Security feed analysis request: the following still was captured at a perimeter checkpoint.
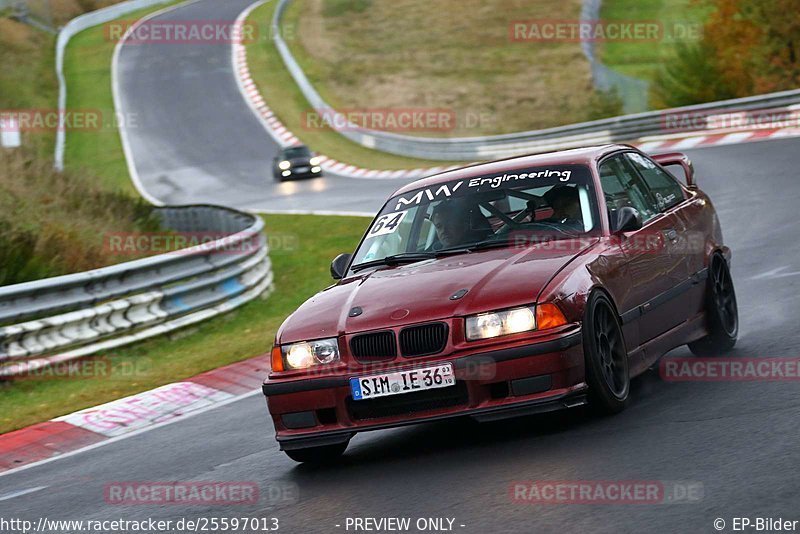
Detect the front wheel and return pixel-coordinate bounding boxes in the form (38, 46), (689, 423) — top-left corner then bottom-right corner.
(689, 254), (738, 356)
(284, 442), (348, 464)
(583, 292), (630, 415)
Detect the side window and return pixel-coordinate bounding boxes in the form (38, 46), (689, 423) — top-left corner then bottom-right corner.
(599, 156), (657, 224)
(416, 215), (436, 250)
(626, 153), (685, 212)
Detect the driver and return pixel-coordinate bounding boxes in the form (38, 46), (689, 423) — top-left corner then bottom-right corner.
(430, 199), (490, 249)
(540, 186), (583, 228)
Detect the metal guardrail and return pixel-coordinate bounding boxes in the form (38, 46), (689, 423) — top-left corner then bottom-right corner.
(0, 206), (273, 378)
(272, 0), (800, 161)
(54, 0), (174, 171)
(8, 0), (57, 34)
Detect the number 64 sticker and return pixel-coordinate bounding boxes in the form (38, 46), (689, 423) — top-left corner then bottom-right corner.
(368, 211), (407, 237)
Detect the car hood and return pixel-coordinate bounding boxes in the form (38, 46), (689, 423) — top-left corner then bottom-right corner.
(277, 238), (598, 343)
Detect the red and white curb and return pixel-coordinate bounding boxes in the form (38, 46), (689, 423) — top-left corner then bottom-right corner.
(231, 0), (459, 181)
(0, 355), (268, 474)
(636, 127), (800, 152)
(233, 3), (800, 180)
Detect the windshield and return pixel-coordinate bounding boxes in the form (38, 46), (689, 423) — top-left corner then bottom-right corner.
(351, 164), (600, 268)
(283, 146), (311, 159)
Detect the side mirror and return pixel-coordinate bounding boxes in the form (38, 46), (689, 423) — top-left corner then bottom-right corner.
(330, 253), (352, 280)
(652, 152), (696, 189)
(614, 207), (643, 233)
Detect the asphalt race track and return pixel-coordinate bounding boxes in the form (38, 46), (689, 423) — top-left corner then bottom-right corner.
(4, 1), (800, 532)
(114, 0), (407, 214)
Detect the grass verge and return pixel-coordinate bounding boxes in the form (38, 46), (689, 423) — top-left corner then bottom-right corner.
(63, 3), (183, 195)
(0, 17), (57, 154)
(0, 213), (368, 434)
(597, 0), (711, 83)
(0, 11), (170, 286)
(0, 147), (159, 286)
(1, 5), (370, 434)
(245, 0), (461, 170)
(278, 0), (613, 137)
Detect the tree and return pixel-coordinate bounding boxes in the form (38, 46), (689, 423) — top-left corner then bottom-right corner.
(650, 0), (800, 107)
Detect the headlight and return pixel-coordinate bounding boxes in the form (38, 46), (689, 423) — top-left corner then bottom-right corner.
(466, 306), (536, 341)
(278, 160), (291, 170)
(309, 156), (322, 166)
(280, 338), (340, 370)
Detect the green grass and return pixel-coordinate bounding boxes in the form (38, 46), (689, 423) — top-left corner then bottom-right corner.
(597, 0), (711, 82)
(0, 213), (368, 434)
(0, 148), (159, 286)
(274, 0), (612, 137)
(0, 13), (165, 286)
(62, 4), (183, 195)
(0, 6), (373, 434)
(245, 1), (461, 170)
(0, 18), (57, 153)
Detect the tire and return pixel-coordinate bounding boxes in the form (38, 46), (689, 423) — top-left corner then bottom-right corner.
(689, 254), (738, 356)
(284, 442), (348, 464)
(583, 292), (630, 415)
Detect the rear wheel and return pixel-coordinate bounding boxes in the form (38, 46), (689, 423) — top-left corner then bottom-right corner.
(284, 442), (348, 464)
(689, 254), (738, 356)
(583, 292), (629, 414)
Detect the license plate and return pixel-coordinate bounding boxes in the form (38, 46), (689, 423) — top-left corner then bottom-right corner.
(350, 363), (455, 401)
(295, 166), (309, 173)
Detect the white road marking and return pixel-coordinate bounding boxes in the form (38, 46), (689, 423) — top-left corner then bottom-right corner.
(0, 389), (262, 479)
(0, 486), (48, 501)
(751, 266), (800, 280)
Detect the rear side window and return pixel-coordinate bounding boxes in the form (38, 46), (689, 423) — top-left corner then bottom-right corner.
(599, 156), (657, 223)
(625, 153), (685, 211)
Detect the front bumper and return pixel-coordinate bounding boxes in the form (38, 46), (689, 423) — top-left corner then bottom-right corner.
(276, 167), (323, 179)
(263, 329), (585, 450)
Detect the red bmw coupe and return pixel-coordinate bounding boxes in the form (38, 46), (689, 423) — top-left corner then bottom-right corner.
(262, 145), (738, 463)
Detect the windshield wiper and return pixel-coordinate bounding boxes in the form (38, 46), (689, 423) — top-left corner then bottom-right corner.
(350, 252), (436, 272)
(436, 239), (514, 256)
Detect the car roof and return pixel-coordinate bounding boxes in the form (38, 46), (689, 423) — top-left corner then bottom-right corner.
(391, 144), (631, 197)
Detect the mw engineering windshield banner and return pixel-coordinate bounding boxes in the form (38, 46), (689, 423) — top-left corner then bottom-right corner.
(388, 164), (592, 212)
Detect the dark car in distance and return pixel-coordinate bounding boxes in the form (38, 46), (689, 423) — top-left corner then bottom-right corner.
(262, 144), (738, 463)
(272, 145), (323, 181)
